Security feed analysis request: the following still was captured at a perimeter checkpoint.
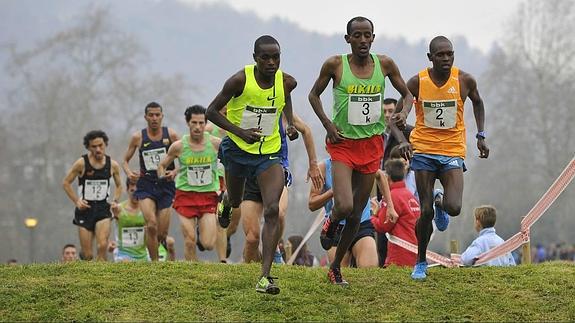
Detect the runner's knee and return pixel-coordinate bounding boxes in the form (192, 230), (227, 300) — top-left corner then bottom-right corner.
(263, 203), (280, 220)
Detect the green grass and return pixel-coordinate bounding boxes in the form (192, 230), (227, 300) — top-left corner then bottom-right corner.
(1, 261), (574, 321)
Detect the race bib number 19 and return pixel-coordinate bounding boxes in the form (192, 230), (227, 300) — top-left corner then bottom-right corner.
(423, 100), (457, 129)
(348, 94), (381, 125)
(239, 106), (277, 136)
(142, 147), (167, 171)
(187, 164), (213, 186)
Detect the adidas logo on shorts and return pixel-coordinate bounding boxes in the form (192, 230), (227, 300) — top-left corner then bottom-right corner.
(449, 159), (459, 167)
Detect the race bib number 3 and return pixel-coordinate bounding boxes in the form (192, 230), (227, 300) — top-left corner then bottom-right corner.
(348, 94), (381, 125)
(239, 106), (277, 136)
(142, 147), (167, 171)
(187, 164), (213, 186)
(121, 227), (145, 248)
(423, 100), (457, 129)
(83, 180), (109, 201)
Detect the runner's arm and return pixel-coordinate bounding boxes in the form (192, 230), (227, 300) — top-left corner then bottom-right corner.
(110, 160), (123, 204)
(308, 162), (331, 211)
(308, 56), (343, 143)
(464, 72), (489, 159)
(62, 158), (88, 209)
(282, 73), (297, 129)
(293, 114), (323, 191)
(206, 71), (261, 144)
(158, 140), (181, 179)
(122, 132), (141, 181)
(375, 170), (398, 223)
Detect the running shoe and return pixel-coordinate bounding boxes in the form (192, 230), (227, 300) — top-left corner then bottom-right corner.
(327, 267), (349, 286)
(255, 276), (280, 295)
(411, 261), (428, 280)
(217, 191), (232, 228)
(433, 189), (449, 232)
(320, 217), (339, 250)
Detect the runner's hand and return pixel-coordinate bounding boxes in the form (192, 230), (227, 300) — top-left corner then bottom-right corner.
(325, 122), (344, 144)
(391, 111), (408, 130)
(306, 163), (324, 191)
(165, 169), (178, 181)
(477, 139), (489, 158)
(111, 202), (121, 218)
(239, 128), (262, 144)
(397, 141), (413, 160)
(127, 170), (139, 182)
(286, 125), (299, 141)
(76, 198), (90, 210)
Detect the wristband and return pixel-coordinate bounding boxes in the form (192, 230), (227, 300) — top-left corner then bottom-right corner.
(476, 131), (486, 139)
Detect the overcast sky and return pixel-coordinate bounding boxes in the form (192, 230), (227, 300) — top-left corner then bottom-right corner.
(180, 0), (524, 52)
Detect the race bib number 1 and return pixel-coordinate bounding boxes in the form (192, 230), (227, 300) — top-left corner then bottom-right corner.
(83, 179), (109, 201)
(423, 100), (457, 129)
(121, 227), (145, 248)
(239, 106), (277, 136)
(348, 94), (381, 125)
(142, 147), (167, 171)
(187, 164), (213, 186)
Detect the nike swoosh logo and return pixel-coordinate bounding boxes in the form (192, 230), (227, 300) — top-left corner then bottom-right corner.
(267, 96), (276, 101)
(269, 156), (278, 160)
(143, 142), (151, 147)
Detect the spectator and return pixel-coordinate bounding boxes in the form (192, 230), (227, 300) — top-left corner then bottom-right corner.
(61, 244), (78, 262)
(287, 235), (317, 267)
(460, 205), (515, 266)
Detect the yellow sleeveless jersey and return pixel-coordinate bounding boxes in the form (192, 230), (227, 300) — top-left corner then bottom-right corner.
(226, 65), (285, 154)
(410, 67), (466, 158)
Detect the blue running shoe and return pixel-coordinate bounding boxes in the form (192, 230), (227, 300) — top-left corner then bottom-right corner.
(411, 261), (428, 280)
(433, 189), (449, 232)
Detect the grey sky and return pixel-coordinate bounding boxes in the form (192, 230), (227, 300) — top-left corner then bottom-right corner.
(180, 0), (523, 52)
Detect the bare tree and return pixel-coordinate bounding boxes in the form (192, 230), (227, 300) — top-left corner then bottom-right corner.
(1, 6), (191, 262)
(460, 0), (575, 246)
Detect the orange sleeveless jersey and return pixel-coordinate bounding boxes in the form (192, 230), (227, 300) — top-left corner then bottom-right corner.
(410, 67), (466, 158)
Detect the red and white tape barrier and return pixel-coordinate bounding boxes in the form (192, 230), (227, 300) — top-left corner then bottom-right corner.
(388, 155), (575, 267)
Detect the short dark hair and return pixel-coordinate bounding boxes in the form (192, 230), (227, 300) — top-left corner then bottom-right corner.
(144, 101), (162, 115)
(384, 158), (406, 182)
(83, 130), (109, 149)
(62, 244), (76, 252)
(254, 35), (280, 54)
(383, 98), (397, 106)
(185, 105), (207, 122)
(429, 36), (452, 53)
(126, 177), (137, 188)
(346, 16), (374, 35)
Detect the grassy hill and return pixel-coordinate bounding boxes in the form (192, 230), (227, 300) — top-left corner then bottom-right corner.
(1, 261), (574, 321)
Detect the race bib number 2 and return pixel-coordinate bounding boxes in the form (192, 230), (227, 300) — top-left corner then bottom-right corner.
(239, 106), (277, 136)
(348, 94), (381, 125)
(142, 148), (167, 171)
(423, 100), (457, 129)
